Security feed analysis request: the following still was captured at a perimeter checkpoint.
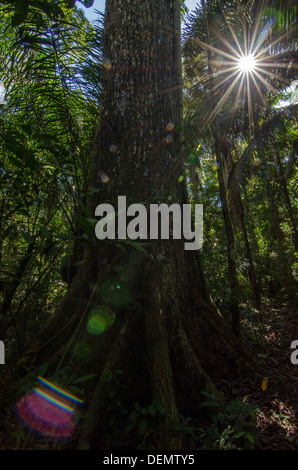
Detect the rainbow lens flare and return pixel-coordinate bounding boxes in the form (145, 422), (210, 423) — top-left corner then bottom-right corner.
(16, 376), (84, 439)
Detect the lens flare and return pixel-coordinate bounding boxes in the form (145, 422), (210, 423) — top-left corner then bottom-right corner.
(16, 377), (84, 439)
(166, 122), (175, 132)
(252, 158), (262, 167)
(34, 389), (75, 413)
(87, 306), (115, 336)
(103, 57), (112, 71)
(100, 173), (110, 184)
(36, 376), (83, 404)
(109, 144), (118, 153)
(165, 134), (173, 145)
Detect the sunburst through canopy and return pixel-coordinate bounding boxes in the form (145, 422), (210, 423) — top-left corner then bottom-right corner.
(185, 4), (296, 132)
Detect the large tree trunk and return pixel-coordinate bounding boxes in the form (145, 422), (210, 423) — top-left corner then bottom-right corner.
(1, 0), (258, 451)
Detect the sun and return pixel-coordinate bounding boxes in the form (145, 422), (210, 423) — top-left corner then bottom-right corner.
(185, 1), (294, 137)
(237, 53), (256, 74)
(190, 9), (284, 131)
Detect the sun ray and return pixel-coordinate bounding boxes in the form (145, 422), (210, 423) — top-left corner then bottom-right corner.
(246, 70), (254, 128)
(208, 67), (242, 93)
(191, 36), (242, 64)
(183, 0), (296, 146)
(253, 17), (276, 56)
(217, 2), (245, 58)
(203, 72), (244, 130)
(227, 72), (246, 131)
(250, 71), (268, 105)
(249, 0), (267, 53)
(252, 69), (278, 94)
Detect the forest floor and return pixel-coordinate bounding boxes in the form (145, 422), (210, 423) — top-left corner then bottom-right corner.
(0, 301), (297, 451)
(215, 301), (298, 450)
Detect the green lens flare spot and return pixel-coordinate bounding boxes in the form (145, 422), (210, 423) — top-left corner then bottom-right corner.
(87, 306), (115, 336)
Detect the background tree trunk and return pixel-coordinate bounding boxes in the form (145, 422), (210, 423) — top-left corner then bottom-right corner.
(272, 147), (298, 253)
(215, 139), (240, 335)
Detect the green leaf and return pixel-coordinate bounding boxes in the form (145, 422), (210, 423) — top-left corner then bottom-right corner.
(74, 259), (87, 267)
(76, 200), (92, 217)
(234, 431), (246, 439)
(87, 187), (101, 194)
(86, 218), (98, 226)
(72, 373), (97, 384)
(245, 433), (255, 444)
(200, 400), (221, 408)
(38, 362), (49, 377)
